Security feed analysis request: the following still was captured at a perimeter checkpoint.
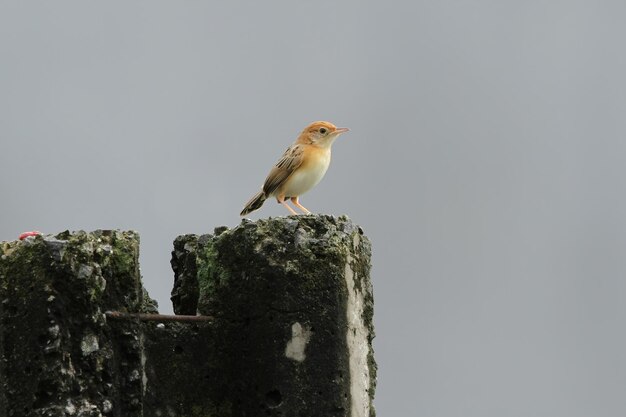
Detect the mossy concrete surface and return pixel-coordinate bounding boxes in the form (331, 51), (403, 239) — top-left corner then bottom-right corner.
(1, 216), (376, 417)
(171, 215), (376, 417)
(0, 230), (156, 417)
(141, 321), (224, 417)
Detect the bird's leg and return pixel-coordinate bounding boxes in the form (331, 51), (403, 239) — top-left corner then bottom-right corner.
(291, 197), (311, 214)
(277, 196), (298, 215)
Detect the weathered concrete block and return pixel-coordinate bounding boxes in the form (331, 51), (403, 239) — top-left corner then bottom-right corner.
(1, 216), (376, 417)
(170, 234), (200, 315)
(141, 320), (221, 416)
(0, 230), (156, 417)
(170, 215), (376, 417)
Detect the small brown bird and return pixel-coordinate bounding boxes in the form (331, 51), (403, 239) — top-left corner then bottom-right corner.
(240, 121), (349, 216)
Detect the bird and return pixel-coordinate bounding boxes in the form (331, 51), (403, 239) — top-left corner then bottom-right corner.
(240, 121), (349, 216)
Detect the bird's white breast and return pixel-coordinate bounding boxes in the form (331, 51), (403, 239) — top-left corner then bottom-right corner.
(282, 151), (331, 197)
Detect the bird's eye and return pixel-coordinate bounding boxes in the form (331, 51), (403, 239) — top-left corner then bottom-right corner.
(319, 128), (327, 134)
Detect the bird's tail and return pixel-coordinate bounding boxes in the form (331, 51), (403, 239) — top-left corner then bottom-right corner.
(240, 191), (267, 216)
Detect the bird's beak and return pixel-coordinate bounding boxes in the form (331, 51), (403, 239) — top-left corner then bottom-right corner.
(335, 127), (350, 134)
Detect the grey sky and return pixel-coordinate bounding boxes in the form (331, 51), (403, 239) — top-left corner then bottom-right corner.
(2, 1), (626, 416)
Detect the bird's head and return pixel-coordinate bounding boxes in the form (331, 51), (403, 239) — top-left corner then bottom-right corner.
(297, 121), (349, 148)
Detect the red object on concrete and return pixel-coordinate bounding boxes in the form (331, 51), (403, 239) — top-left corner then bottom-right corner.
(19, 231), (41, 240)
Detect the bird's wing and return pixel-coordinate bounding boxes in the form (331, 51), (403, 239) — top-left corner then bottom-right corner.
(262, 144), (305, 196)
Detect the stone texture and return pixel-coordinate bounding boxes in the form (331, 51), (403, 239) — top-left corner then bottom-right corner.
(1, 215), (376, 417)
(0, 230), (156, 417)
(170, 234), (200, 315)
(170, 215), (376, 417)
(141, 320), (221, 416)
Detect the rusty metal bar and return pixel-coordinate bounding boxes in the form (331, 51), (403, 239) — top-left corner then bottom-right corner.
(105, 311), (213, 322)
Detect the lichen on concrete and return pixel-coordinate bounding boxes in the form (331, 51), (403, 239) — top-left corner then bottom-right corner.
(284, 322), (313, 362)
(0, 230), (156, 417)
(1, 216), (376, 417)
(171, 214), (377, 417)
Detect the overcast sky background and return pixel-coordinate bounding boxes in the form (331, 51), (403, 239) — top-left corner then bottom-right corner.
(2, 1), (626, 416)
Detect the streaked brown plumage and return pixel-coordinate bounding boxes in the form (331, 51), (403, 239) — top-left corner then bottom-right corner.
(240, 121), (349, 216)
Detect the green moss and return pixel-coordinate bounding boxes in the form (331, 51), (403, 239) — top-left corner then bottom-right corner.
(197, 239), (219, 300)
(108, 235), (138, 276)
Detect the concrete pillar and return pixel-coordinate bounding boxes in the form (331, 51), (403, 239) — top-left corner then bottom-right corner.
(0, 230), (156, 417)
(170, 215), (376, 417)
(1, 215), (376, 416)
